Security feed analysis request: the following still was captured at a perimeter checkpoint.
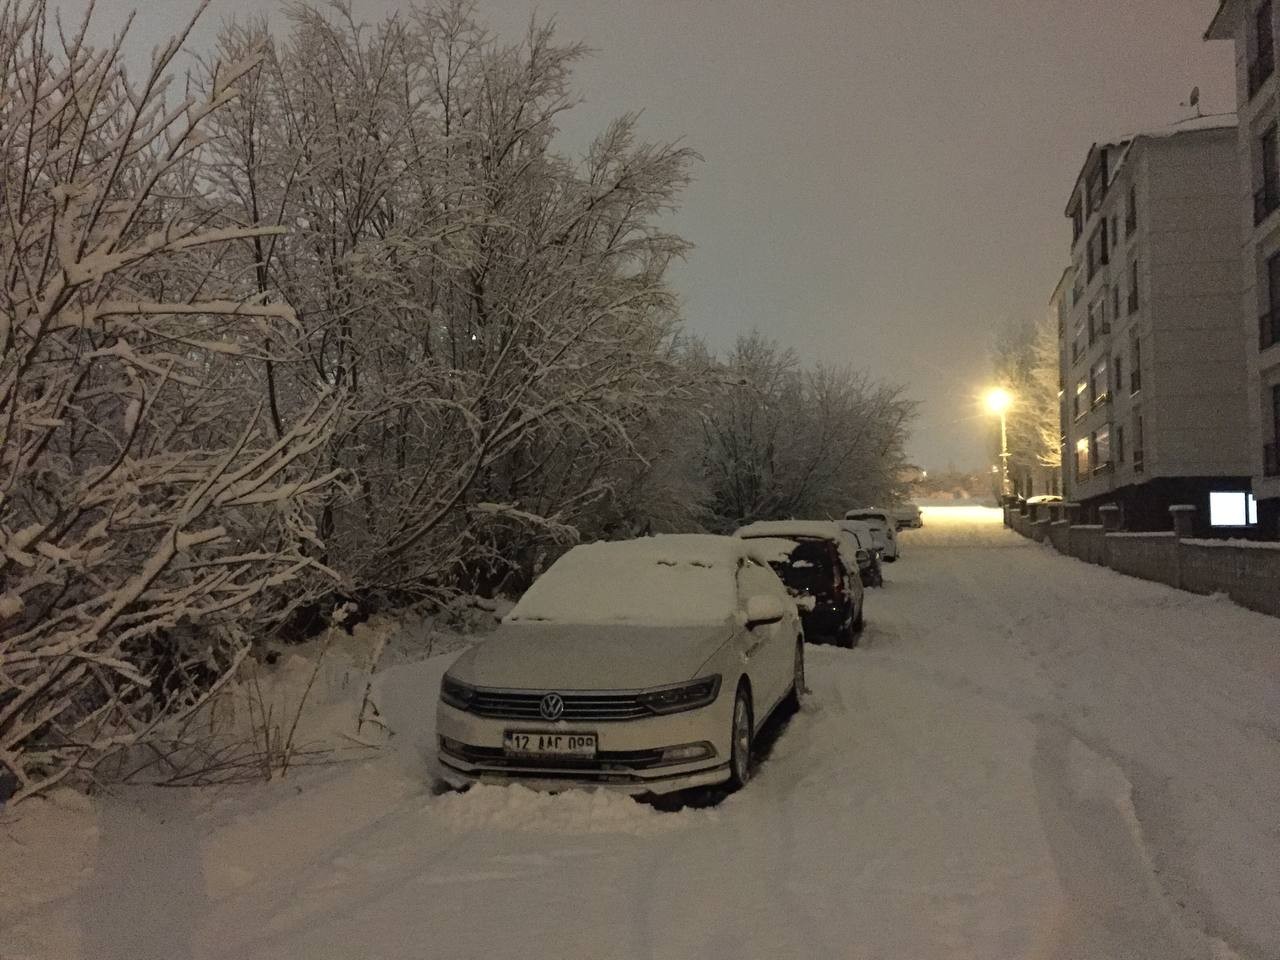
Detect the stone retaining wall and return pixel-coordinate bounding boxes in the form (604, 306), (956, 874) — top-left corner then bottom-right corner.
(1004, 506), (1280, 618)
(1104, 533), (1180, 589)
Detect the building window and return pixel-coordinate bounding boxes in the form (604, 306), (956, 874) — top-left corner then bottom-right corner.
(1130, 332), (1142, 393)
(1263, 250), (1280, 350)
(1075, 437), (1090, 481)
(1091, 358), (1109, 406)
(1267, 384), (1280, 477)
(1209, 491), (1259, 527)
(1127, 260), (1139, 313)
(1072, 206), (1083, 245)
(1086, 157), (1107, 215)
(1112, 283), (1120, 320)
(1255, 124), (1280, 225)
(1087, 220), (1109, 280)
(1088, 296), (1108, 344)
(1250, 0), (1276, 99)
(1133, 412), (1145, 473)
(1113, 353), (1124, 395)
(1074, 378), (1088, 419)
(1116, 424), (1126, 464)
(1073, 315), (1088, 363)
(1125, 184), (1137, 236)
(1092, 425), (1112, 474)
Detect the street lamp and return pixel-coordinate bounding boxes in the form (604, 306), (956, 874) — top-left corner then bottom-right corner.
(984, 387), (1013, 497)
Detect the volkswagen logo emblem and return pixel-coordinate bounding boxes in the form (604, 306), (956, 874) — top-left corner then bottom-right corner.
(539, 693), (565, 721)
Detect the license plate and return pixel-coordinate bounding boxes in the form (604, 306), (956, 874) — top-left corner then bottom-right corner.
(503, 731), (597, 758)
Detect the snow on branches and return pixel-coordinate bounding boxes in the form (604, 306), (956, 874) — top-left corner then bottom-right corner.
(0, 1), (340, 801)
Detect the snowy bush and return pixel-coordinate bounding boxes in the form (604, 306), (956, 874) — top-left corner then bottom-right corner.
(0, 2), (340, 801)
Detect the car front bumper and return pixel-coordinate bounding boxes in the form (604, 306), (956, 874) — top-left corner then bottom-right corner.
(435, 695), (734, 796)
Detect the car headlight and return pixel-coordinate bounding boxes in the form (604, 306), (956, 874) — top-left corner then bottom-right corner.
(636, 675), (722, 715)
(440, 674), (477, 711)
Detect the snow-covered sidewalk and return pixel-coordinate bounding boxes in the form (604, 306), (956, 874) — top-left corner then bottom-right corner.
(4, 507), (1277, 959)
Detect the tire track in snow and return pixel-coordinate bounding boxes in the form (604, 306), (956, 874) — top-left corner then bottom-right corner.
(883, 537), (1270, 959)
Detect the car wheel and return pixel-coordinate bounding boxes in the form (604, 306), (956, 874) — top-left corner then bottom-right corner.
(727, 684), (753, 792)
(784, 639), (805, 709)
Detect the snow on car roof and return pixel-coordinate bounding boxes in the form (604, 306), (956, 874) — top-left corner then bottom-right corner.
(738, 535), (806, 564)
(505, 535), (751, 627)
(734, 520), (845, 542)
(845, 508), (889, 521)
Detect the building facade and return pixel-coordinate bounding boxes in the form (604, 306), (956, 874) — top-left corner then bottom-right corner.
(1207, 0), (1280, 537)
(1060, 121), (1255, 534)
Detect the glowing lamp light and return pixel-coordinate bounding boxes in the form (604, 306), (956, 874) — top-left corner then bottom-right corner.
(984, 387), (1013, 416)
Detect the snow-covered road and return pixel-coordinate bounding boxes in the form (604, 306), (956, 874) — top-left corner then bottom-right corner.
(5, 507), (1279, 959)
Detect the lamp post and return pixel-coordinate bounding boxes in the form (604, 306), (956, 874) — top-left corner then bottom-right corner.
(984, 387), (1013, 497)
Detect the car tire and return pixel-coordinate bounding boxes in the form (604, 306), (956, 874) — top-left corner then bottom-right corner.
(727, 684), (753, 792)
(784, 639), (805, 710)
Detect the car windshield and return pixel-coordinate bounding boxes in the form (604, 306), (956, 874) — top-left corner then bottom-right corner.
(506, 538), (738, 626)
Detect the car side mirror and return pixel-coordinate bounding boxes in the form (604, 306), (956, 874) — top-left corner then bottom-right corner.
(744, 594), (786, 630)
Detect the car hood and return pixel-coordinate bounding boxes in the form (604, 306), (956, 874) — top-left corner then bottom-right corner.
(446, 620), (735, 691)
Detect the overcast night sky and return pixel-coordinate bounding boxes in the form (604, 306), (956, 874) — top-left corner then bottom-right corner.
(63, 0), (1234, 471)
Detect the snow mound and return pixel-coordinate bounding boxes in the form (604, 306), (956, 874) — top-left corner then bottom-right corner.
(428, 783), (706, 835)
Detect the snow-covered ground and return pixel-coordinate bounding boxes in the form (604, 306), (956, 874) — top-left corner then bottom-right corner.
(4, 507), (1278, 959)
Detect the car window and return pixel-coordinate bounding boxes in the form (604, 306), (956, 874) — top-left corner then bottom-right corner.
(738, 558), (786, 604)
(763, 539), (839, 598)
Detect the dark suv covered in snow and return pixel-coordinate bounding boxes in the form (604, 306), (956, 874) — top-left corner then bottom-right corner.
(733, 522), (865, 648)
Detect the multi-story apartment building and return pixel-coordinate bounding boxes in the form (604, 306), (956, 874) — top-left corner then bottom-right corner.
(1207, 0), (1280, 537)
(1059, 119), (1254, 533)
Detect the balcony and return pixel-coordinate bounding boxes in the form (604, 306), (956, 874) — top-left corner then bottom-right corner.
(1266, 442), (1280, 478)
(1133, 448), (1145, 473)
(1254, 182), (1280, 226)
(1249, 53), (1275, 100)
(1261, 308), (1280, 351)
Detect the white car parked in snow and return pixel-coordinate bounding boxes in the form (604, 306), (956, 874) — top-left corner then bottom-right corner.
(890, 503), (923, 529)
(436, 535), (804, 796)
(844, 508), (900, 562)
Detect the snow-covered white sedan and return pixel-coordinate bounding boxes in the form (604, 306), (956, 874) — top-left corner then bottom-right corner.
(436, 535), (804, 796)
(844, 508), (899, 562)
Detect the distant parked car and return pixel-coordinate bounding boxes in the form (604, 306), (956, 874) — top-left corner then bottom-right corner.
(837, 518), (884, 587)
(436, 535), (804, 797)
(843, 508), (900, 562)
(734, 520), (866, 647)
(890, 503), (923, 529)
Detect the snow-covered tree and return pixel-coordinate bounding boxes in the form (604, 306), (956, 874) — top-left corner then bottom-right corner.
(698, 333), (915, 530)
(202, 2), (699, 601)
(0, 1), (339, 800)
(990, 314), (1062, 477)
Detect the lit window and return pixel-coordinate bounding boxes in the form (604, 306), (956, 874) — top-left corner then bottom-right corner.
(1074, 437), (1090, 480)
(1209, 491), (1260, 527)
